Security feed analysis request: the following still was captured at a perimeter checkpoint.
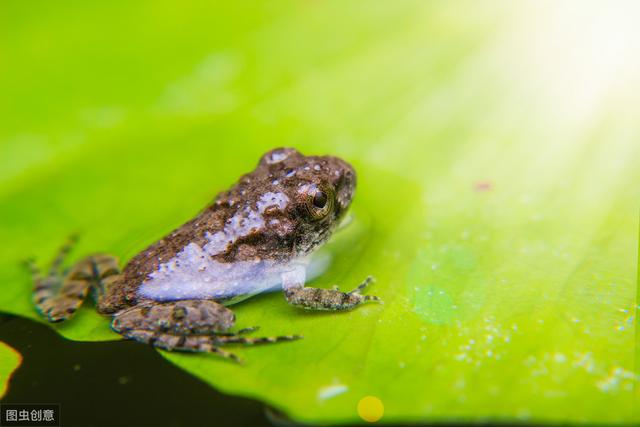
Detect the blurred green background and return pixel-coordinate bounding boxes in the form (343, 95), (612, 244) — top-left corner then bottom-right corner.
(1, 0), (639, 424)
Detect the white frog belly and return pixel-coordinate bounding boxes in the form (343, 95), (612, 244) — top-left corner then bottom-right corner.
(137, 242), (329, 305)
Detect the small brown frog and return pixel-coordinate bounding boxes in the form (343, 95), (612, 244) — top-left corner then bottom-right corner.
(27, 148), (379, 362)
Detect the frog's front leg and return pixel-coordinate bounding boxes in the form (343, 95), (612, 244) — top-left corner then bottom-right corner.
(111, 300), (301, 363)
(282, 265), (381, 311)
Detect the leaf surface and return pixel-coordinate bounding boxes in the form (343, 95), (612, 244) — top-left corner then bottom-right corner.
(0, 1), (638, 424)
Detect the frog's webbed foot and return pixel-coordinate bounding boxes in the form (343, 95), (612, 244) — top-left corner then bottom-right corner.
(284, 272), (382, 311)
(26, 235), (120, 323)
(111, 300), (302, 363)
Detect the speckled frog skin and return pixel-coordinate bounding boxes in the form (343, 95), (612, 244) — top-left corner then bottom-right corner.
(28, 148), (379, 362)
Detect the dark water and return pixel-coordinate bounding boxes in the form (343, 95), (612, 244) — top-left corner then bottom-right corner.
(0, 313), (272, 427)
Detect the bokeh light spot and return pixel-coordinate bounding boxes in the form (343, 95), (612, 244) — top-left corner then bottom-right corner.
(357, 396), (384, 423)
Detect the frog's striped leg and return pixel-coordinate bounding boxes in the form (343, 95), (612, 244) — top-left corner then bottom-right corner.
(28, 235), (84, 322)
(117, 330), (301, 363)
(26, 235), (78, 306)
(35, 258), (92, 322)
(48, 233), (78, 276)
(87, 254), (122, 313)
(282, 267), (381, 311)
(111, 300), (302, 362)
(27, 237), (120, 322)
(217, 326), (260, 336)
(117, 329), (244, 363)
(213, 334), (302, 345)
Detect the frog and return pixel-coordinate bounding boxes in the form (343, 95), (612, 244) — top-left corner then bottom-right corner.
(26, 147), (380, 363)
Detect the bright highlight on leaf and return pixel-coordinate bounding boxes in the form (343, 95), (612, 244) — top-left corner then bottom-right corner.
(0, 0), (639, 425)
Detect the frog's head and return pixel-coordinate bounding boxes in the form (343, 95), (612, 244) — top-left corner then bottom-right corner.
(258, 147), (356, 255)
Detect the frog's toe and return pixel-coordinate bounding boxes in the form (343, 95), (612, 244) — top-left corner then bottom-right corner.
(236, 326), (260, 334)
(212, 348), (243, 364)
(348, 276), (382, 305)
(348, 275), (375, 295)
(362, 294), (383, 305)
(216, 334), (303, 345)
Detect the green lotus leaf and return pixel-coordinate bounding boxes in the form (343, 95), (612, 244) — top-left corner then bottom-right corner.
(1, 1), (638, 424)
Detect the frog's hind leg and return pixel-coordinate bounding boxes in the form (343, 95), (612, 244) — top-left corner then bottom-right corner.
(117, 329), (245, 363)
(111, 300), (302, 363)
(27, 236), (120, 322)
(28, 235), (87, 322)
(118, 331), (300, 364)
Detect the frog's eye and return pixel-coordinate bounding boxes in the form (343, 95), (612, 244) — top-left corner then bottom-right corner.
(304, 186), (334, 221)
(312, 190), (328, 209)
